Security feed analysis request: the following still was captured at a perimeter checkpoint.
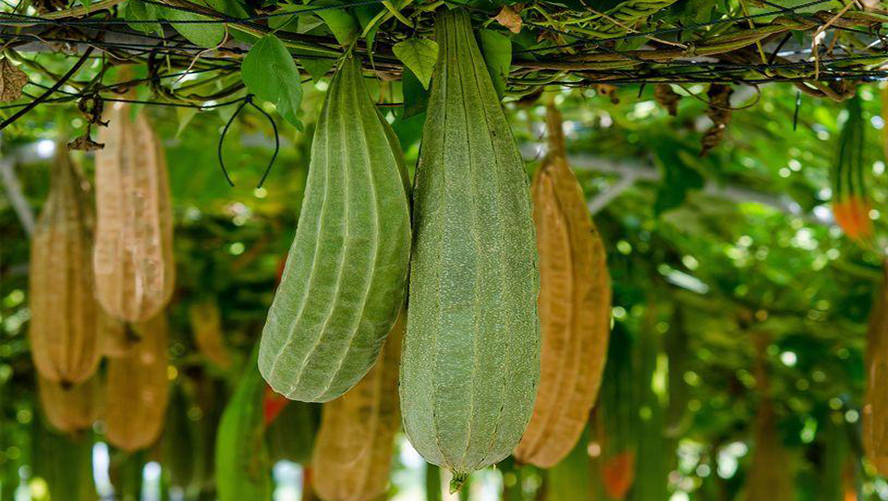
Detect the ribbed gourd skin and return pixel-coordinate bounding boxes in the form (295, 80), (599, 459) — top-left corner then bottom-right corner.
(831, 94), (873, 241)
(259, 56), (411, 403)
(514, 104), (611, 468)
(312, 311), (404, 501)
(400, 8), (541, 487)
(38, 374), (101, 434)
(94, 103), (175, 323)
(29, 147), (101, 385)
(216, 345), (272, 501)
(105, 313), (170, 451)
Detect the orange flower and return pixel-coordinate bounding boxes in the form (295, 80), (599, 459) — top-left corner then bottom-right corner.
(833, 196), (873, 240)
(603, 450), (636, 499)
(263, 385), (289, 427)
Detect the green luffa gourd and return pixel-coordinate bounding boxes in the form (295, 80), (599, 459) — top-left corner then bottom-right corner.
(259, 56), (411, 403)
(400, 8), (541, 491)
(267, 401), (318, 464)
(216, 345), (272, 501)
(32, 422), (97, 501)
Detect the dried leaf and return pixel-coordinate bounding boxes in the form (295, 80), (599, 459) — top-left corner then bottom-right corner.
(700, 83), (733, 156)
(67, 133), (105, 152)
(494, 5), (522, 34)
(654, 84), (681, 116)
(0, 58), (27, 102)
(77, 94), (108, 126)
(596, 84), (620, 104)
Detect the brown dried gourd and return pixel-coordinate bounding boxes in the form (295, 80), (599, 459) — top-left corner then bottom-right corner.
(745, 398), (793, 500)
(94, 102), (175, 323)
(100, 310), (139, 358)
(746, 334), (793, 500)
(38, 374), (101, 434)
(188, 298), (232, 369)
(864, 265), (888, 475)
(312, 311), (404, 501)
(29, 145), (101, 385)
(515, 103), (611, 468)
(105, 312), (170, 451)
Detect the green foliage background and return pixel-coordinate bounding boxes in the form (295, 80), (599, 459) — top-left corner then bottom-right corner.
(2, 49), (888, 499)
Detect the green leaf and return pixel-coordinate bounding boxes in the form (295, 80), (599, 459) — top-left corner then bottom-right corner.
(354, 3), (384, 29)
(176, 107), (199, 138)
(354, 4), (383, 65)
(130, 83), (152, 121)
(392, 111), (424, 158)
(312, 0), (360, 46)
(79, 0), (91, 12)
(392, 38), (438, 90)
(125, 0), (163, 37)
(299, 55), (337, 83)
(298, 14), (326, 33)
(478, 29), (511, 99)
(204, 0), (248, 18)
(241, 34), (304, 128)
(401, 67), (428, 119)
(669, 0), (715, 25)
(268, 4), (310, 31)
(162, 6), (226, 48)
(653, 143), (705, 215)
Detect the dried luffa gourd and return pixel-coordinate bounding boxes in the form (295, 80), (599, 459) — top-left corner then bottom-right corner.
(746, 334), (793, 500)
(100, 310), (138, 358)
(105, 313), (170, 451)
(864, 265), (888, 475)
(312, 311), (404, 501)
(746, 399), (793, 500)
(514, 103), (611, 468)
(29, 145), (101, 385)
(38, 374), (101, 434)
(188, 298), (232, 369)
(94, 103), (175, 322)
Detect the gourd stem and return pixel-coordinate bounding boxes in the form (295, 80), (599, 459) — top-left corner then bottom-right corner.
(449, 473), (467, 494)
